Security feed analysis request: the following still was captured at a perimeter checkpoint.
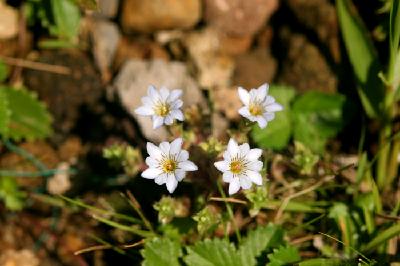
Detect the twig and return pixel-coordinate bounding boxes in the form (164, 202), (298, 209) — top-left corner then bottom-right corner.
(274, 175), (334, 222)
(0, 55), (71, 75)
(209, 197), (247, 205)
(376, 213), (400, 221)
(124, 190), (155, 233)
(74, 239), (145, 255)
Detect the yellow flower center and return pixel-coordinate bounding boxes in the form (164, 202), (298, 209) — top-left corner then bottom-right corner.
(162, 159), (177, 173)
(249, 103), (263, 116)
(230, 160), (243, 175)
(154, 103), (170, 117)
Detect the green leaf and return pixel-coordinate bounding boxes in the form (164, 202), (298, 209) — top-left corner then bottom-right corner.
(0, 176), (25, 211)
(1, 86), (52, 141)
(184, 238), (242, 266)
(0, 88), (10, 137)
(362, 223), (400, 252)
(267, 245), (300, 266)
(0, 60), (9, 83)
(390, 0), (400, 53)
(141, 238), (182, 266)
(51, 0), (81, 40)
(298, 258), (346, 266)
(239, 224), (285, 266)
(291, 91), (346, 153)
(336, 0), (383, 118)
(251, 86), (295, 150)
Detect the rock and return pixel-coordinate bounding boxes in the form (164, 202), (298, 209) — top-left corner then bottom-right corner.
(113, 37), (169, 70)
(0, 249), (39, 266)
(218, 34), (253, 56)
(185, 28), (235, 88)
(47, 162), (72, 195)
(212, 112), (229, 139)
(121, 0), (201, 33)
(213, 86), (243, 120)
(0, 2), (18, 39)
(233, 48), (277, 89)
(286, 0), (340, 62)
(204, 0), (279, 36)
(113, 59), (205, 142)
(94, 0), (119, 18)
(91, 19), (120, 82)
(278, 32), (337, 93)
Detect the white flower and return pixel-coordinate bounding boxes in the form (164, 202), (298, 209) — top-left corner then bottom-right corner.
(238, 83), (283, 128)
(135, 85), (184, 129)
(142, 138), (198, 193)
(214, 138), (263, 195)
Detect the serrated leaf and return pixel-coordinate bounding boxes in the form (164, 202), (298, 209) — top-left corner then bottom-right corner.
(292, 91), (346, 154)
(267, 245), (300, 266)
(1, 86), (52, 141)
(0, 88), (10, 137)
(141, 238), (182, 266)
(184, 238), (241, 266)
(51, 0), (81, 40)
(0, 60), (9, 82)
(336, 0), (383, 118)
(251, 86), (295, 150)
(239, 224), (285, 266)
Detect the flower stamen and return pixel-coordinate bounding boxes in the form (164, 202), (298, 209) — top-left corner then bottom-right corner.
(162, 158), (177, 173)
(230, 160), (244, 175)
(154, 102), (170, 117)
(249, 102), (263, 116)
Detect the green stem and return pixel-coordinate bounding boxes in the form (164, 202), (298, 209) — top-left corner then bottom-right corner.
(376, 124), (391, 189)
(2, 139), (48, 171)
(387, 138), (400, 186)
(216, 180), (241, 243)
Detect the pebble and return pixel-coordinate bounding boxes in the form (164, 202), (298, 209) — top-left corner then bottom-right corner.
(121, 0), (201, 33)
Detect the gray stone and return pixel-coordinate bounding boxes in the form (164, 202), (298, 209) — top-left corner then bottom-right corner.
(94, 0), (119, 18)
(91, 19), (120, 82)
(113, 59), (205, 142)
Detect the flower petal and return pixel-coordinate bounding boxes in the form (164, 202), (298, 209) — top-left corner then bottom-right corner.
(171, 99), (183, 109)
(265, 102), (283, 112)
(238, 106), (251, 119)
(170, 109), (184, 121)
(170, 138), (183, 155)
(160, 86), (170, 101)
(238, 87), (250, 105)
(175, 170), (186, 181)
(168, 89), (182, 102)
(145, 157), (159, 168)
(227, 138), (239, 157)
(179, 161), (198, 171)
(229, 177), (241, 195)
(222, 171), (233, 183)
(152, 116), (164, 129)
(257, 83), (269, 100)
(247, 148), (262, 161)
(141, 96), (153, 105)
(248, 160), (263, 171)
(239, 143), (250, 156)
(166, 174), (178, 193)
(164, 115), (174, 125)
(263, 95), (275, 105)
(155, 173), (167, 185)
(148, 85), (159, 99)
(214, 160), (229, 172)
(263, 112), (275, 121)
(177, 150), (189, 161)
(142, 168), (162, 179)
(159, 141), (170, 154)
(239, 175), (252, 189)
(147, 142), (162, 160)
(135, 106), (154, 116)
(247, 170), (262, 185)
(256, 116), (268, 128)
